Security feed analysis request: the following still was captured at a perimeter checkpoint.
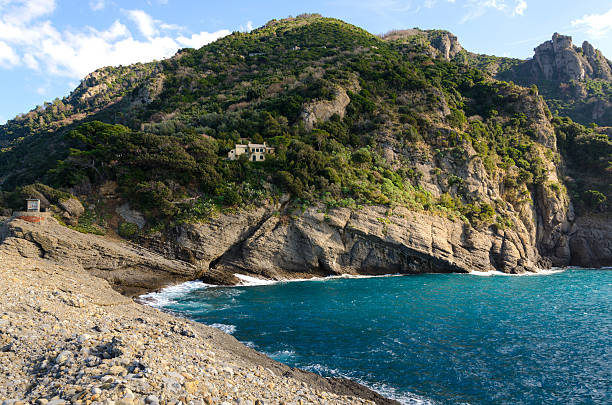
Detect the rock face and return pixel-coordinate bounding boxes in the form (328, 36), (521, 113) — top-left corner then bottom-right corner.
(139, 204), (280, 284)
(532, 33), (612, 82)
(428, 31), (463, 61)
(381, 29), (463, 61)
(568, 215), (612, 268)
(301, 86), (353, 131)
(213, 205), (540, 280)
(0, 217), (199, 296)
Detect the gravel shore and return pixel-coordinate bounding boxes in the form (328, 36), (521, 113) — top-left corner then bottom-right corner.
(0, 219), (398, 405)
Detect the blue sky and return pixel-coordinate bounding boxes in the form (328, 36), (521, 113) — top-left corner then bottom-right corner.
(1, 0), (612, 124)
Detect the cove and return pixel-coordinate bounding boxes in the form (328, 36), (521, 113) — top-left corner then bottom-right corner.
(144, 270), (612, 405)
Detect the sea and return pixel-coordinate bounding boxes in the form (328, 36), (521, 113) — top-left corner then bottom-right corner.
(141, 269), (611, 405)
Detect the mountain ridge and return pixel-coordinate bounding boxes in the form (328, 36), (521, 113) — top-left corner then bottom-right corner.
(0, 15), (610, 279)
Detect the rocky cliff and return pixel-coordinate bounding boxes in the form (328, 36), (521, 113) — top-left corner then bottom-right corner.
(0, 217), (200, 295)
(381, 29), (463, 61)
(530, 33), (612, 82)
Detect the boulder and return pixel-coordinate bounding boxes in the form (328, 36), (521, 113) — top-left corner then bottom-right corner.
(59, 197), (84, 218)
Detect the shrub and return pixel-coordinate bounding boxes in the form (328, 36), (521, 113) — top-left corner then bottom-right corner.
(118, 222), (140, 239)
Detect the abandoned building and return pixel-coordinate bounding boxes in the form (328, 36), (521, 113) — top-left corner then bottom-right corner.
(228, 142), (275, 162)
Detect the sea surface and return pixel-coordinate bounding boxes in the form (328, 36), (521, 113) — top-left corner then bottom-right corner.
(143, 269), (612, 404)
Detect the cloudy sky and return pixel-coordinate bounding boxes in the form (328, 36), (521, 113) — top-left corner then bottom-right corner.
(1, 0), (612, 124)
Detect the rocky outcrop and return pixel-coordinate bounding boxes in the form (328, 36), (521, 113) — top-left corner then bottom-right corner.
(428, 31), (463, 61)
(139, 204), (279, 284)
(301, 86), (353, 131)
(116, 202), (146, 229)
(211, 205), (541, 282)
(0, 217), (199, 296)
(567, 215), (612, 268)
(532, 33), (612, 82)
(381, 29), (463, 61)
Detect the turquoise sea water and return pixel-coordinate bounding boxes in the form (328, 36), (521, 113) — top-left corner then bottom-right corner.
(145, 269), (612, 404)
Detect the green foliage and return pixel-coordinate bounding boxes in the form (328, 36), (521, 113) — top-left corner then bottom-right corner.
(66, 209), (105, 235)
(553, 116), (611, 213)
(582, 190), (607, 211)
(118, 222), (140, 239)
(1, 15), (607, 232)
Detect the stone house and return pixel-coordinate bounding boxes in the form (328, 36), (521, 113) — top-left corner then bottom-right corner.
(228, 142), (275, 162)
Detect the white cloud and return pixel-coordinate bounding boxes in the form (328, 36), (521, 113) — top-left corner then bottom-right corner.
(89, 0), (105, 11)
(126, 9), (158, 38)
(0, 40), (19, 67)
(572, 8), (612, 38)
(0, 1), (230, 79)
(239, 20), (254, 32)
(176, 30), (231, 49)
(1, 0), (56, 24)
(23, 53), (39, 69)
(423, 0), (455, 7)
(513, 0), (526, 16)
(461, 0), (527, 22)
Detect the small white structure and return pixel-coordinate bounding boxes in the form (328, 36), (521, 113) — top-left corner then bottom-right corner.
(228, 142), (275, 162)
(26, 199), (40, 212)
(13, 199), (49, 223)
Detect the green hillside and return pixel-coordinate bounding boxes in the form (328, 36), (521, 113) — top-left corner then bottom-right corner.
(0, 15), (609, 236)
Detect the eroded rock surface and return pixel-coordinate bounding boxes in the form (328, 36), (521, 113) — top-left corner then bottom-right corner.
(532, 33), (612, 82)
(0, 217), (199, 296)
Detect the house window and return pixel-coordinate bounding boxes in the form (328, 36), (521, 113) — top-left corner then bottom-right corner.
(252, 155), (257, 161)
(260, 155), (264, 160)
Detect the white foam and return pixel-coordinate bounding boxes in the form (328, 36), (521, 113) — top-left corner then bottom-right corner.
(467, 268), (566, 277)
(209, 323), (237, 334)
(139, 280), (210, 307)
(233, 272), (406, 287)
(302, 363), (436, 405)
(266, 349), (296, 360)
(234, 273), (278, 286)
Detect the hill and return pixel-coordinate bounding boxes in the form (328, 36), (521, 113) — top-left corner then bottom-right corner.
(383, 30), (612, 126)
(0, 15), (610, 277)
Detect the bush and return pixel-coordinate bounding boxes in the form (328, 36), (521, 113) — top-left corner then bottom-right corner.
(118, 222), (140, 239)
(583, 190), (607, 210)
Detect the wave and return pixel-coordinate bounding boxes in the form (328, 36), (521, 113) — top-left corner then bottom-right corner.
(233, 272), (406, 286)
(234, 273), (278, 286)
(139, 280), (210, 307)
(209, 323), (237, 334)
(302, 363), (437, 405)
(265, 349), (297, 361)
(467, 268), (566, 277)
(140, 268), (570, 308)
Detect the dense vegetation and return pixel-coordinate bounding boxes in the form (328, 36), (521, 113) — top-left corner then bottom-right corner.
(553, 117), (611, 212)
(0, 15), (609, 237)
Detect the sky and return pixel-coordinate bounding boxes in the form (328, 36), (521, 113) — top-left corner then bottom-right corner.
(1, 0), (612, 124)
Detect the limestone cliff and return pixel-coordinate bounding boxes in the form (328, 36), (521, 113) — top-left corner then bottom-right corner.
(530, 33), (612, 82)
(0, 217), (199, 295)
(381, 29), (463, 61)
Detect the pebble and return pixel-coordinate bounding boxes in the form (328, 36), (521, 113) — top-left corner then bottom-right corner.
(144, 395), (159, 405)
(77, 334), (92, 344)
(55, 350), (72, 365)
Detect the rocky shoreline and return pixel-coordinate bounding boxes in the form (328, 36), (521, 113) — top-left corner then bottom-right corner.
(0, 217), (399, 405)
(1, 204), (609, 404)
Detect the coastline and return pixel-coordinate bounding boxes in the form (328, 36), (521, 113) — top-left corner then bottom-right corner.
(0, 219), (399, 405)
(1, 216), (607, 404)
